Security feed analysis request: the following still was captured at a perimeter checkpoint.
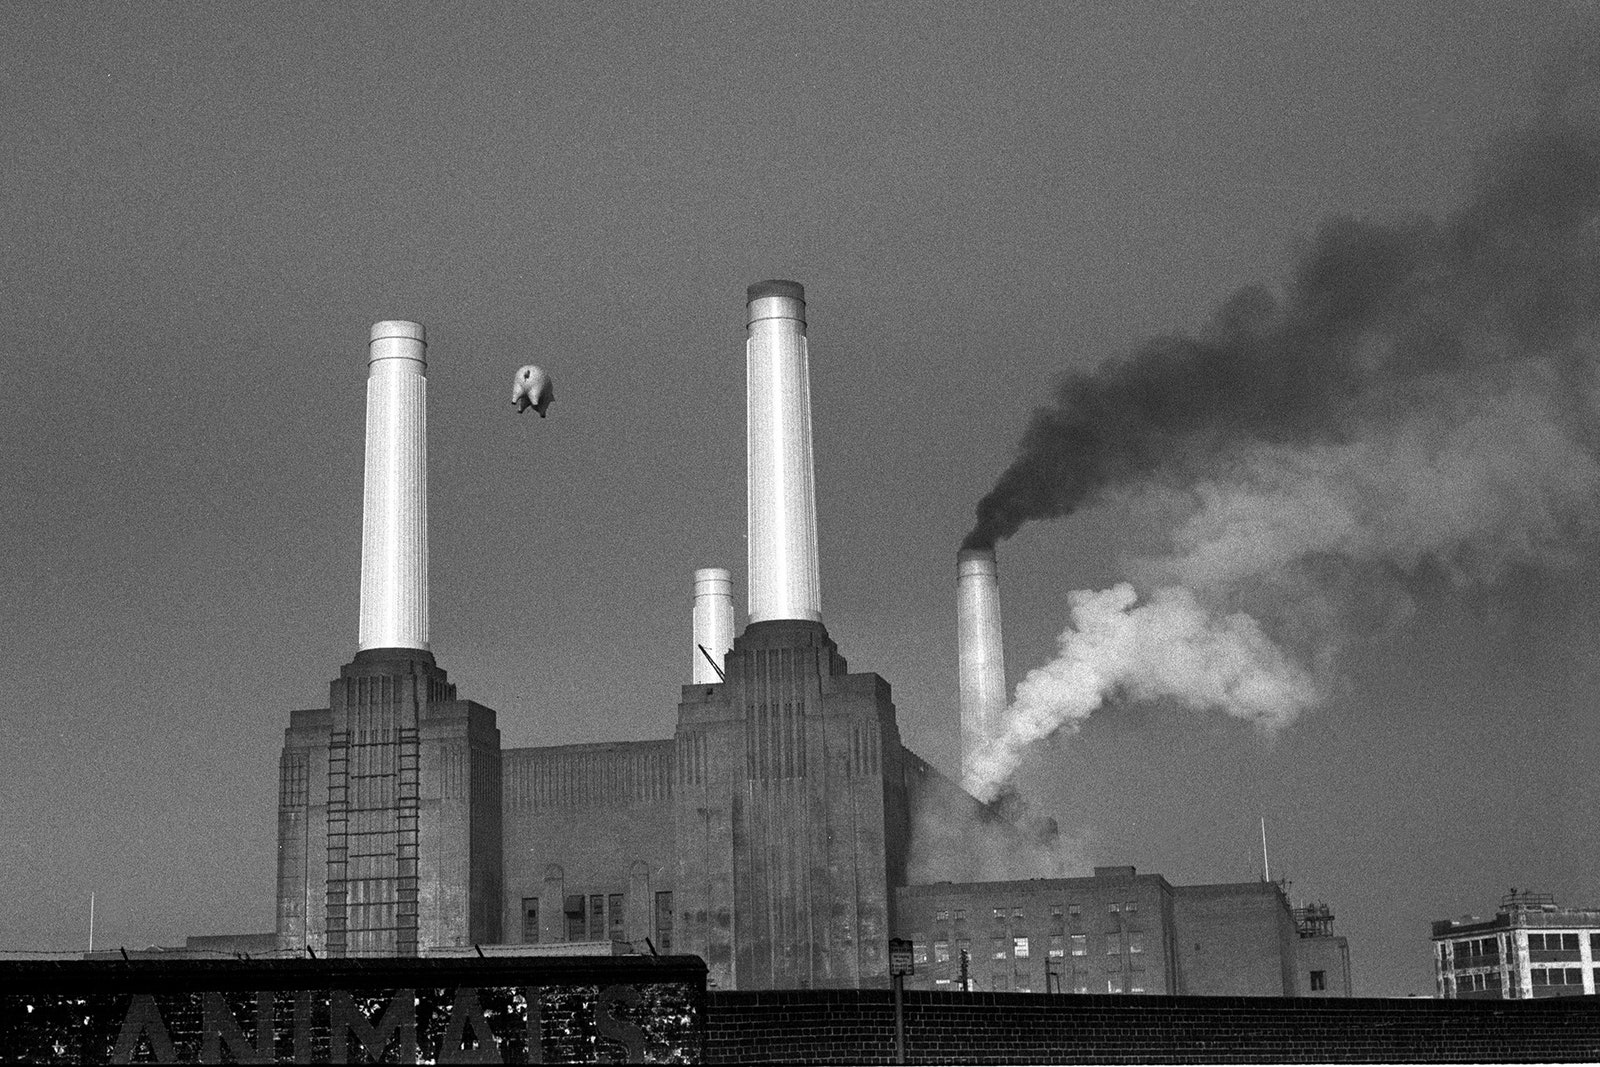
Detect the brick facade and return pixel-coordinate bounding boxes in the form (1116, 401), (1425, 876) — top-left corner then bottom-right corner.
(705, 989), (1600, 1064)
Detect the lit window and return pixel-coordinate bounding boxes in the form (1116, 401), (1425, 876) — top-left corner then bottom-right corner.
(1310, 970), (1326, 992)
(1068, 904), (1081, 919)
(992, 937), (1007, 959)
(1128, 932), (1144, 954)
(934, 940), (950, 963)
(1107, 976), (1124, 993)
(1073, 982), (1088, 994)
(1012, 907), (1024, 920)
(994, 907), (1006, 920)
(1014, 937), (1030, 958)
(1108, 902), (1120, 913)
(934, 979), (952, 988)
(1130, 982), (1144, 993)
(935, 909), (949, 922)
(1070, 935), (1087, 957)
(1050, 905), (1063, 919)
(1125, 901), (1138, 914)
(914, 941), (929, 964)
(954, 909), (966, 923)
(1048, 935), (1064, 958)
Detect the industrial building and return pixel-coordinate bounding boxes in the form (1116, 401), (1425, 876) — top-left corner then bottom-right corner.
(1433, 890), (1600, 999)
(270, 282), (1350, 995)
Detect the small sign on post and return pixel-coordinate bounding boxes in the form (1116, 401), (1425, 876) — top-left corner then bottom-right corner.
(889, 938), (915, 977)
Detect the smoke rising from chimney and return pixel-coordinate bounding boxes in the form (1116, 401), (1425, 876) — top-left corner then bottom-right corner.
(960, 75), (1600, 801)
(964, 94), (1600, 552)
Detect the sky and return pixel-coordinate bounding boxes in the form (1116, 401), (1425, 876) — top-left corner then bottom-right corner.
(1, 1), (1594, 998)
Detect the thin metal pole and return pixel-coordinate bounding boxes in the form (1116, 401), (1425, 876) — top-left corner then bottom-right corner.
(1261, 816), (1270, 882)
(893, 971), (905, 1065)
(88, 892), (95, 954)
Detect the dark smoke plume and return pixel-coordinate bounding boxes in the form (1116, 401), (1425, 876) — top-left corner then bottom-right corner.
(965, 99), (1600, 550)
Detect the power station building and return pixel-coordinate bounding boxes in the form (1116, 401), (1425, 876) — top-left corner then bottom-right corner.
(271, 283), (1348, 995)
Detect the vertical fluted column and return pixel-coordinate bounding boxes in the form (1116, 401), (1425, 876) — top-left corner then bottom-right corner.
(746, 280), (822, 623)
(957, 547), (1006, 778)
(358, 320), (430, 652)
(692, 568), (735, 683)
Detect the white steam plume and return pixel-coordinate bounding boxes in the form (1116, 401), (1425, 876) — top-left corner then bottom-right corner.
(963, 355), (1600, 803)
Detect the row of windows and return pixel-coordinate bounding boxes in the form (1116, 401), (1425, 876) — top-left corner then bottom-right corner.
(1450, 937), (1500, 959)
(1456, 972), (1502, 992)
(1527, 933), (1586, 952)
(1532, 967), (1592, 987)
(931, 901), (1140, 924)
(925, 933), (1144, 963)
(519, 890), (674, 952)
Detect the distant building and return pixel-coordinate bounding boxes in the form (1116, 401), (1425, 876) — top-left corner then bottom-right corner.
(1294, 902), (1352, 997)
(1432, 890), (1600, 999)
(895, 867), (1341, 996)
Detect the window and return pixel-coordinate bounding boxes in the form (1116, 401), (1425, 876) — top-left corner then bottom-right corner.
(1050, 905), (1063, 920)
(1565, 933), (1581, 951)
(914, 941), (929, 965)
(608, 893), (625, 942)
(1012, 907), (1024, 920)
(1070, 934), (1087, 957)
(1048, 935), (1065, 959)
(1591, 934), (1600, 956)
(1107, 976), (1124, 994)
(993, 907), (1006, 920)
(935, 909), (949, 922)
(957, 938), (971, 959)
(991, 974), (1009, 991)
(1014, 937), (1030, 959)
(589, 894), (605, 941)
(1068, 904), (1081, 919)
(1073, 982), (1088, 994)
(1107, 935), (1122, 955)
(1310, 970), (1326, 991)
(991, 937), (1007, 959)
(935, 979), (952, 988)
(655, 891), (673, 953)
(934, 940), (950, 963)
(1108, 902), (1120, 914)
(1128, 932), (1144, 954)
(564, 894), (586, 942)
(522, 898), (540, 943)
(954, 909), (966, 923)
(1533, 968), (1548, 987)
(1130, 982), (1144, 993)
(1124, 901), (1138, 914)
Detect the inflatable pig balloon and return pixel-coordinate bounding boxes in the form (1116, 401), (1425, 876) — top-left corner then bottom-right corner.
(512, 365), (555, 417)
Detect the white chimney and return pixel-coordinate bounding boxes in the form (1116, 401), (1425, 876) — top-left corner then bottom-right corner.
(692, 567), (735, 682)
(957, 547), (1006, 778)
(746, 280), (822, 624)
(358, 320), (430, 651)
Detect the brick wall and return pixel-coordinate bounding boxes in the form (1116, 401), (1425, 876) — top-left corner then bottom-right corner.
(705, 989), (1600, 1064)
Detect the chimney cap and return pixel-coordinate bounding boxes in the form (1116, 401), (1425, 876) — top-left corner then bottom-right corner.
(370, 320), (427, 345)
(747, 280), (806, 304)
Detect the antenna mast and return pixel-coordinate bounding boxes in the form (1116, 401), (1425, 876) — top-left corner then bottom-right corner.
(1261, 817), (1270, 882)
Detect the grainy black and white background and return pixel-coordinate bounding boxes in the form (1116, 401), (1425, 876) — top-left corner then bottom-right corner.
(3, 1), (1596, 999)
